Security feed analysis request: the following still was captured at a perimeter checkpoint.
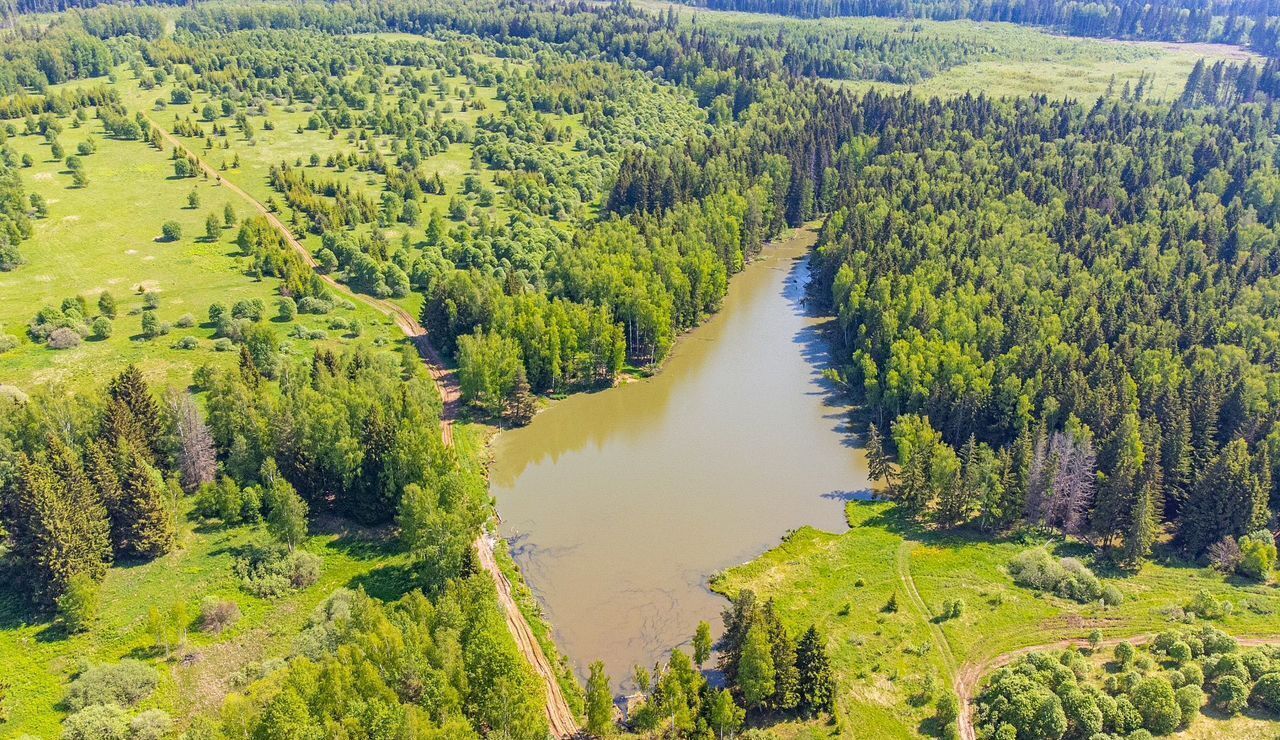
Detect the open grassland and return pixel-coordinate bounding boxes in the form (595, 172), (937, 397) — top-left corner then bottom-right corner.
(0, 499), (411, 738)
(0, 108), (398, 392)
(642, 0), (1258, 100)
(714, 501), (1280, 738)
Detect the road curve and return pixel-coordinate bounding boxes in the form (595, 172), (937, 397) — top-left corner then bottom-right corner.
(142, 113), (577, 736)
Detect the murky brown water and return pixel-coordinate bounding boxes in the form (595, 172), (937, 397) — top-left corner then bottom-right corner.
(490, 229), (871, 689)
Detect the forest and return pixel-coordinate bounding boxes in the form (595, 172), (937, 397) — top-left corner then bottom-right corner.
(2, 0), (1280, 738)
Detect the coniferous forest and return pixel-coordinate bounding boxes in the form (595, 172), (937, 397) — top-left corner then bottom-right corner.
(3, 0), (1280, 738)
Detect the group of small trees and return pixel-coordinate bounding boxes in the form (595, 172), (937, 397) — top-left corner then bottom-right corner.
(978, 626), (1280, 738)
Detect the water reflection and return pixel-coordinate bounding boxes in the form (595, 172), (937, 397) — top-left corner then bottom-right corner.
(490, 230), (871, 689)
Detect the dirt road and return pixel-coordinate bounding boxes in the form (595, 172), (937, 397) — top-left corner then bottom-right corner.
(144, 114), (575, 735)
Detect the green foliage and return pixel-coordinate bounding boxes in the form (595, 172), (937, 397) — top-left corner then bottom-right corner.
(65, 660), (157, 712)
(1008, 550), (1106, 604)
(737, 624), (776, 709)
(56, 573), (101, 634)
(585, 660), (613, 736)
(160, 221), (181, 241)
(1238, 530), (1277, 582)
(61, 704), (128, 740)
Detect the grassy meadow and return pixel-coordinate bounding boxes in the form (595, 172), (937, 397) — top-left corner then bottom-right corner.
(714, 501), (1280, 738)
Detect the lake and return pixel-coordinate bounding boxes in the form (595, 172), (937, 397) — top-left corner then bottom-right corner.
(489, 229), (871, 689)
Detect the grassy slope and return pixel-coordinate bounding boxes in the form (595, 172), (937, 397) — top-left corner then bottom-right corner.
(713, 501), (1280, 738)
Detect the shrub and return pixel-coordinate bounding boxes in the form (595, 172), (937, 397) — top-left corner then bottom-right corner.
(1250, 672), (1280, 712)
(277, 297), (297, 321)
(161, 221), (182, 241)
(1181, 662), (1204, 688)
(65, 660), (158, 711)
(1186, 590), (1231, 620)
(47, 327), (81, 349)
(1008, 549), (1104, 603)
(175, 313), (196, 328)
(57, 574), (101, 633)
(174, 336), (199, 350)
(1174, 684), (1202, 726)
(233, 544), (321, 598)
(0, 332), (16, 353)
(199, 598), (240, 634)
(1238, 530), (1276, 581)
(1213, 675), (1249, 715)
(142, 291), (160, 310)
(1168, 641), (1192, 664)
(129, 709), (172, 740)
(212, 337), (235, 352)
(62, 704), (129, 740)
(90, 316), (112, 339)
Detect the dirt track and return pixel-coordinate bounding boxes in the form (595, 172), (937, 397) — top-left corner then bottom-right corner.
(144, 114), (577, 736)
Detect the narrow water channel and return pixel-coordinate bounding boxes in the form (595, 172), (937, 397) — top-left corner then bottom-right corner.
(489, 229), (871, 689)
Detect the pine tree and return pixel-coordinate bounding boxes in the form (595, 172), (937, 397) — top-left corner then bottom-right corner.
(796, 625), (835, 716)
(762, 599), (799, 711)
(7, 444), (112, 602)
(116, 442), (175, 557)
(865, 422), (894, 496)
(107, 365), (163, 459)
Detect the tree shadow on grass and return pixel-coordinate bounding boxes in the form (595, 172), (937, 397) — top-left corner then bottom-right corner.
(347, 564), (416, 602)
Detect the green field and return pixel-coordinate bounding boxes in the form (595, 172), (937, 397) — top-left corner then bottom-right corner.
(714, 501), (1280, 738)
(0, 110), (398, 392)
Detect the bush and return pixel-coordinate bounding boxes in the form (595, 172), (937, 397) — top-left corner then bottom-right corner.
(1186, 590), (1231, 620)
(233, 544), (321, 598)
(65, 660), (158, 711)
(57, 574), (101, 633)
(1174, 684), (1202, 726)
(0, 333), (16, 353)
(212, 337), (235, 352)
(174, 336), (199, 350)
(1008, 549), (1104, 603)
(62, 704), (128, 740)
(129, 709), (172, 740)
(1115, 641), (1136, 666)
(1213, 675), (1249, 715)
(199, 597), (241, 634)
(161, 221), (182, 241)
(90, 316), (113, 340)
(175, 313), (196, 328)
(1238, 530), (1277, 581)
(1181, 662), (1204, 688)
(1250, 672), (1280, 712)
(1208, 536), (1243, 573)
(277, 297), (297, 321)
(47, 327), (82, 349)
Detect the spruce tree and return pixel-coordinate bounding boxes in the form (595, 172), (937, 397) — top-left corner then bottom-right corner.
(762, 599), (799, 711)
(865, 423), (894, 496)
(796, 625), (835, 716)
(107, 365), (163, 459)
(116, 443), (175, 557)
(1181, 439), (1268, 554)
(8, 444), (112, 602)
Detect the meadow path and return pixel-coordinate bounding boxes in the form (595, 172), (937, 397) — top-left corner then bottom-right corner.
(142, 113), (580, 737)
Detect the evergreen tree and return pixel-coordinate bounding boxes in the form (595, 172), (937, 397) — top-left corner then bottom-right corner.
(116, 442), (175, 557)
(865, 422), (894, 496)
(762, 599), (799, 711)
(1181, 439), (1269, 555)
(796, 625), (835, 716)
(107, 365), (163, 459)
(7, 443), (112, 602)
